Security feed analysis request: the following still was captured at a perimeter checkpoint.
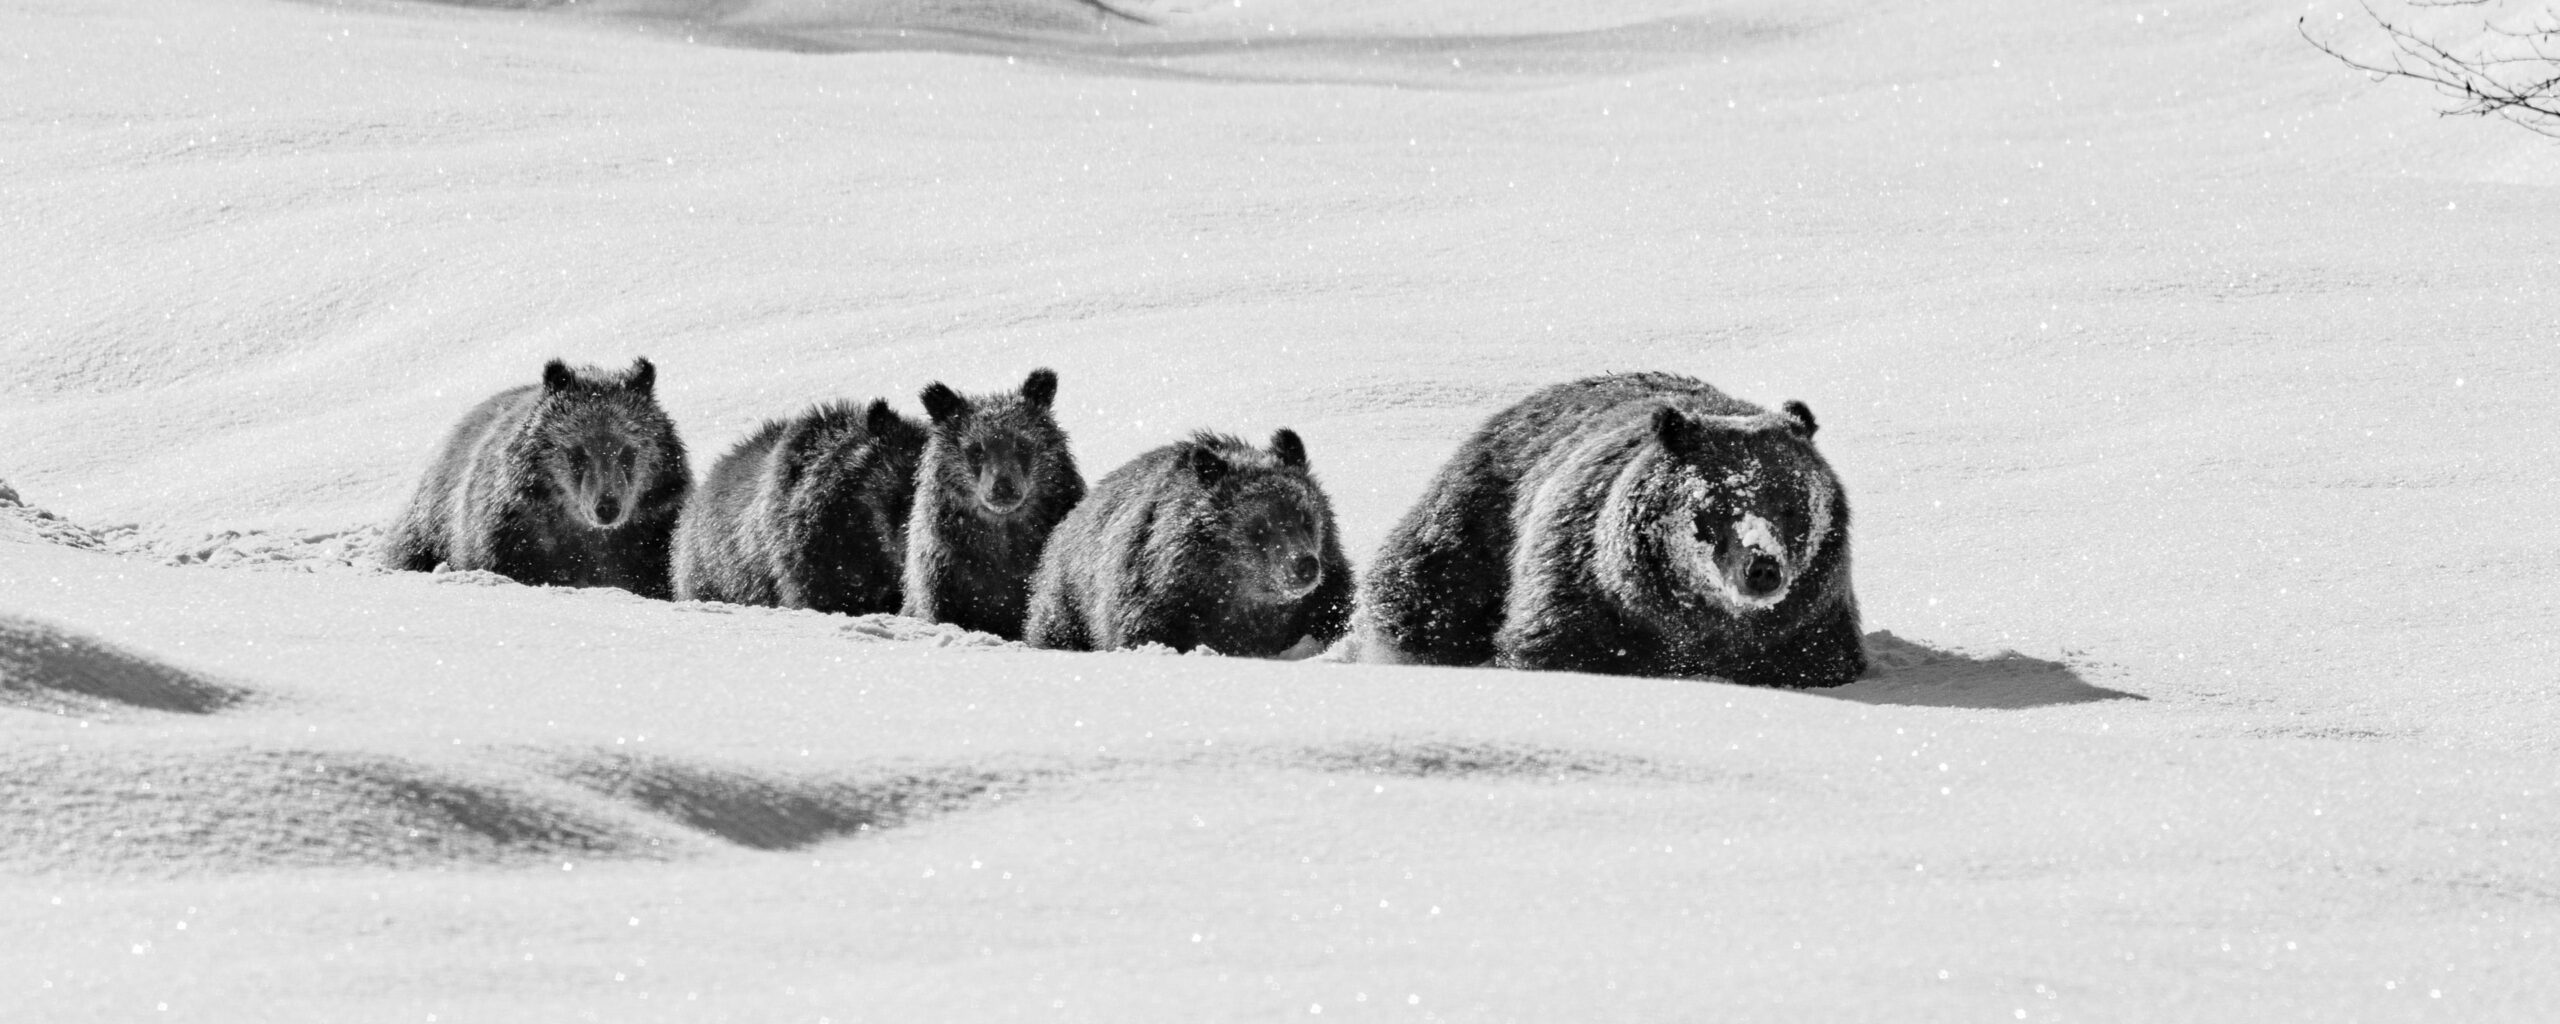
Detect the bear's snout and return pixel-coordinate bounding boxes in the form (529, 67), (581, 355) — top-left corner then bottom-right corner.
(979, 477), (1025, 514)
(594, 494), (624, 528)
(1742, 553), (1784, 598)
(973, 451), (1032, 515)
(1284, 553), (1322, 590)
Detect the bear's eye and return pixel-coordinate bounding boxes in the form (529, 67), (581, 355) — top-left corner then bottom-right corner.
(1691, 510), (1719, 544)
(963, 441), (985, 461)
(617, 449), (636, 473)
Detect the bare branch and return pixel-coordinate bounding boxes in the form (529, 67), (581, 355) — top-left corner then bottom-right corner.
(2302, 1), (2560, 137)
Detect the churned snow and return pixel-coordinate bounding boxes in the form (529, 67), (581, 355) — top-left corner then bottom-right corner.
(3, 0), (2557, 1019)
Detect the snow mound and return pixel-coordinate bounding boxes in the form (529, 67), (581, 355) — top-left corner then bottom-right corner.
(419, 0), (1806, 88)
(548, 750), (1055, 851)
(431, 566), (523, 587)
(100, 523), (388, 574)
(0, 613), (249, 717)
(0, 484), (386, 574)
(1080, 13), (1803, 89)
(0, 746), (665, 875)
(437, 0), (1132, 36)
(669, 604), (1016, 648)
(1289, 739), (1667, 782)
(0, 482), (108, 551)
(837, 612), (1017, 648)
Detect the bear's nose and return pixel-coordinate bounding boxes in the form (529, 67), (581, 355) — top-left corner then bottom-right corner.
(594, 495), (623, 526)
(1286, 553), (1321, 588)
(1742, 554), (1783, 597)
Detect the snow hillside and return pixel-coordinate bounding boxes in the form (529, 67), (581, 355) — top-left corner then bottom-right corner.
(3, 0), (2558, 1018)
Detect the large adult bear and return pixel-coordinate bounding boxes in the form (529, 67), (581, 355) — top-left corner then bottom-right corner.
(899, 369), (1084, 640)
(672, 398), (930, 614)
(380, 358), (691, 598)
(1358, 372), (1864, 687)
(1023, 429), (1354, 657)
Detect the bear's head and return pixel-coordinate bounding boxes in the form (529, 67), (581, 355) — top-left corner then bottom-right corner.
(1619, 400), (1841, 616)
(534, 356), (680, 531)
(1183, 429), (1332, 604)
(918, 369), (1076, 519)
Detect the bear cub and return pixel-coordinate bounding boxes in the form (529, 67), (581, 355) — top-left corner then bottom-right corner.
(899, 368), (1084, 640)
(1358, 371), (1863, 686)
(380, 357), (691, 598)
(672, 398), (929, 614)
(1025, 429), (1354, 656)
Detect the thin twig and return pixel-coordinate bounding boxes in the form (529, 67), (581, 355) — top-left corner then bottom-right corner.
(2302, 1), (2560, 137)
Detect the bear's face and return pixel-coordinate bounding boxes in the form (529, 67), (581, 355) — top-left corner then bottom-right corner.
(534, 358), (672, 532)
(1224, 479), (1329, 603)
(919, 369), (1071, 520)
(956, 429), (1041, 516)
(1649, 409), (1836, 615)
(1189, 430), (1328, 605)
(541, 413), (662, 530)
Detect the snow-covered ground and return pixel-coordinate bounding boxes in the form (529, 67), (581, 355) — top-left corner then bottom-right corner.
(4, 0), (2557, 1018)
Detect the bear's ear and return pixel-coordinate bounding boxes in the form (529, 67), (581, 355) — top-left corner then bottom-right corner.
(1652, 405), (1704, 456)
(627, 357), (656, 397)
(1020, 368), (1058, 410)
(542, 359), (576, 393)
(919, 382), (967, 426)
(1268, 428), (1308, 469)
(1781, 400), (1817, 438)
(1186, 444), (1229, 489)
(864, 398), (902, 437)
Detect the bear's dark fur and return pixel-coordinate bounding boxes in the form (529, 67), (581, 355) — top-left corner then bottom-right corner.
(1358, 372), (1863, 686)
(671, 398), (929, 614)
(898, 369), (1084, 640)
(380, 358), (691, 598)
(1024, 429), (1354, 656)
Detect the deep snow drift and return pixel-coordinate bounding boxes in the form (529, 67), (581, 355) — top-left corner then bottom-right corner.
(3, 0), (2556, 1019)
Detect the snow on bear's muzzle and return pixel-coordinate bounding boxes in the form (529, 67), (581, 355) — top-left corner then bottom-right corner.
(1236, 493), (1326, 604)
(1670, 502), (1800, 613)
(1723, 513), (1790, 604)
(1246, 525), (1326, 604)
(1268, 544), (1323, 601)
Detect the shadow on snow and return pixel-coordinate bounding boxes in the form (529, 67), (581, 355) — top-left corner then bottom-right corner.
(1822, 631), (2143, 710)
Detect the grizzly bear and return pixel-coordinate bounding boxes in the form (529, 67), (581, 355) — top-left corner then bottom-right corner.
(1357, 372), (1864, 686)
(898, 369), (1084, 640)
(379, 358), (690, 599)
(1024, 429), (1354, 656)
(672, 398), (929, 614)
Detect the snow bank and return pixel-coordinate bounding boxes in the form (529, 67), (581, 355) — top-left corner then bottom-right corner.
(0, 612), (247, 717)
(4, 0), (2558, 1018)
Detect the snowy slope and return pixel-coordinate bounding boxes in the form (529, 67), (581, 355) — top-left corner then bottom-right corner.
(4, 0), (2558, 1018)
